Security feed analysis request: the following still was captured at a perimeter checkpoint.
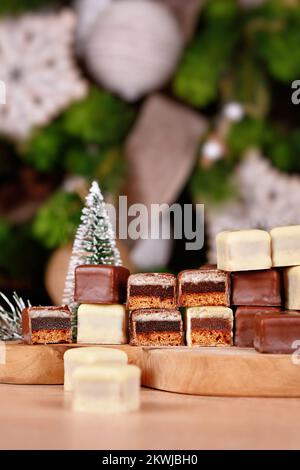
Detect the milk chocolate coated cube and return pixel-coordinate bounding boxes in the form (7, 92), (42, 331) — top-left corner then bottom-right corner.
(74, 265), (130, 304)
(234, 306), (280, 348)
(254, 312), (300, 353)
(231, 269), (281, 306)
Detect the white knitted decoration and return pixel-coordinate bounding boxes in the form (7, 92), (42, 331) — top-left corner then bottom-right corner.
(0, 10), (88, 140)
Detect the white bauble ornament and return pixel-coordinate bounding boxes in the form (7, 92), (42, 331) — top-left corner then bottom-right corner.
(74, 0), (112, 51)
(84, 0), (183, 101)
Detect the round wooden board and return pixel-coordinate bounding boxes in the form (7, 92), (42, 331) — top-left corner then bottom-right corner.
(0, 343), (299, 397)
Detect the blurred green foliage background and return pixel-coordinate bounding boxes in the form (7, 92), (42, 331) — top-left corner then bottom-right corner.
(0, 0), (299, 302)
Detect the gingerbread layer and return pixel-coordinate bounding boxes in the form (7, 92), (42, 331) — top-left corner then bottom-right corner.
(179, 292), (228, 307)
(189, 330), (232, 347)
(31, 329), (72, 344)
(128, 296), (176, 310)
(130, 332), (183, 347)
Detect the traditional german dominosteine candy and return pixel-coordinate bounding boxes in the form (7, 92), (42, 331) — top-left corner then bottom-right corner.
(186, 306), (233, 347)
(234, 306), (280, 348)
(74, 265), (130, 304)
(231, 269), (281, 307)
(64, 347), (128, 392)
(254, 312), (300, 353)
(127, 273), (176, 310)
(77, 304), (127, 344)
(284, 266), (300, 310)
(22, 306), (72, 344)
(216, 229), (272, 272)
(178, 266), (230, 307)
(130, 309), (183, 346)
(75, 264), (130, 345)
(72, 364), (141, 414)
(270, 225), (300, 267)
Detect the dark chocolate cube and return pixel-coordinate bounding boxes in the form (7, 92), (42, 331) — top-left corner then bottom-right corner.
(234, 306), (280, 347)
(74, 265), (130, 304)
(254, 312), (300, 353)
(231, 269), (281, 307)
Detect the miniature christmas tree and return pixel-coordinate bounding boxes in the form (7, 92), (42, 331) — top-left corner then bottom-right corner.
(63, 181), (122, 333)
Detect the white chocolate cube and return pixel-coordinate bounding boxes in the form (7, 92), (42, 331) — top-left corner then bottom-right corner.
(64, 347), (128, 392)
(271, 226), (300, 267)
(216, 230), (271, 272)
(72, 365), (141, 414)
(284, 266), (300, 310)
(77, 304), (127, 344)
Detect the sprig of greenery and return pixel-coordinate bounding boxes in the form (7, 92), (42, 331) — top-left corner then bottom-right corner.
(32, 191), (82, 249)
(173, 0), (239, 107)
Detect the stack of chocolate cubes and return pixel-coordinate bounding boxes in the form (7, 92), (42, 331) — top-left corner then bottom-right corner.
(217, 228), (300, 353)
(177, 266), (233, 347)
(128, 273), (184, 346)
(75, 265), (130, 344)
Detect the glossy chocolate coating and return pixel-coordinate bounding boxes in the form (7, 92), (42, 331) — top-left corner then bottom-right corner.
(234, 306), (280, 347)
(231, 269), (281, 306)
(74, 265), (130, 304)
(254, 312), (300, 353)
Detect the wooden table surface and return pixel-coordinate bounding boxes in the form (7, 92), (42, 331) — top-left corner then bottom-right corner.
(0, 384), (300, 450)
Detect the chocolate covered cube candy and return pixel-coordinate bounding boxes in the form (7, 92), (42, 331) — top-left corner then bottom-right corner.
(216, 230), (272, 272)
(271, 225), (300, 267)
(254, 312), (300, 354)
(234, 306), (280, 348)
(127, 273), (176, 310)
(72, 364), (141, 414)
(22, 306), (72, 344)
(284, 266), (300, 310)
(130, 309), (183, 346)
(178, 267), (230, 307)
(77, 304), (127, 344)
(74, 265), (130, 304)
(231, 269), (281, 306)
(186, 306), (233, 347)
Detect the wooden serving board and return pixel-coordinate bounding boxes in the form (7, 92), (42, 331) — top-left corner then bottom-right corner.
(0, 343), (300, 397)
